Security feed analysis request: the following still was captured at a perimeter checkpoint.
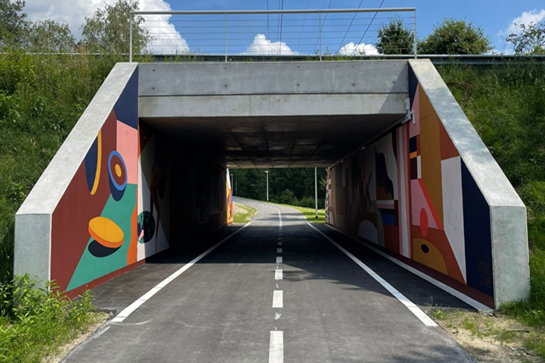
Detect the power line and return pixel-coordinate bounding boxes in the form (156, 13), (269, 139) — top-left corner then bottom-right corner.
(279, 0), (284, 54)
(356, 0), (385, 46)
(296, 0), (311, 50)
(314, 0), (333, 53)
(337, 0), (364, 52)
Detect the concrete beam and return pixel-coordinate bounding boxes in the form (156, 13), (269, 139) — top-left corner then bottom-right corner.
(138, 61), (408, 96)
(409, 59), (530, 307)
(139, 93), (408, 118)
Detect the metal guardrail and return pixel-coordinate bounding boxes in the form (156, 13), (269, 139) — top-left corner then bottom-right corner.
(129, 8), (417, 62)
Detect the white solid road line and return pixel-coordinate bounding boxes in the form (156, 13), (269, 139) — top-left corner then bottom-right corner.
(307, 223), (438, 327)
(269, 331), (284, 363)
(324, 224), (493, 313)
(273, 290), (283, 308)
(111, 222), (253, 323)
(275, 270), (283, 280)
(276, 256), (283, 264)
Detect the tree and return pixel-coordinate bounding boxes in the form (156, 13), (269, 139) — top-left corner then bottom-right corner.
(26, 20), (76, 52)
(0, 0), (27, 46)
(375, 18), (414, 55)
(81, 0), (150, 55)
(506, 21), (545, 55)
(419, 18), (491, 55)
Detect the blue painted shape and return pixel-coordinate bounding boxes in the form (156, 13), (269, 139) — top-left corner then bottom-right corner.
(462, 160), (494, 298)
(114, 69), (139, 129)
(380, 212), (395, 225)
(84, 136), (99, 193)
(108, 151), (127, 201)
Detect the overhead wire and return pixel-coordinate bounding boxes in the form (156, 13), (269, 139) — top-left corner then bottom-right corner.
(313, 0), (333, 53)
(356, 0), (385, 47)
(337, 0), (364, 52)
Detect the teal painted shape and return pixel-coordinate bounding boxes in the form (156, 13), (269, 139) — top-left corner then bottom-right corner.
(67, 184), (137, 291)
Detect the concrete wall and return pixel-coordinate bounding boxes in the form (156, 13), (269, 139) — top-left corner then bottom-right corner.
(138, 61), (409, 119)
(326, 60), (529, 308)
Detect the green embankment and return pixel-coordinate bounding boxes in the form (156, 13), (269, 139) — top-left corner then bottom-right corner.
(233, 203), (257, 223)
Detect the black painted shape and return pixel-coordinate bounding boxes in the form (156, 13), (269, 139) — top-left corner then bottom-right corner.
(462, 160), (494, 298)
(88, 240), (120, 258)
(375, 151), (394, 198)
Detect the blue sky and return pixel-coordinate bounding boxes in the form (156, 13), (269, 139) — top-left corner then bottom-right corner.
(24, 0), (545, 55)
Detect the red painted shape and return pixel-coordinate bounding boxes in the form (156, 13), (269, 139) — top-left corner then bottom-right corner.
(418, 179), (443, 230)
(420, 208), (429, 238)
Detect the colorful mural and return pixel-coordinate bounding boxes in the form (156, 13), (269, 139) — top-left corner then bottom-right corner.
(51, 69), (139, 292)
(327, 66), (494, 307)
(50, 70), (232, 294)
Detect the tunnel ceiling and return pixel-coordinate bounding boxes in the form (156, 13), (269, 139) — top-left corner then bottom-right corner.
(140, 115), (403, 169)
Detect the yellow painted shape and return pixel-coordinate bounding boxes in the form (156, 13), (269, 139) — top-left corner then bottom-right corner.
(115, 164), (122, 177)
(409, 151), (417, 159)
(90, 131), (102, 196)
(88, 216), (124, 248)
(412, 238), (447, 274)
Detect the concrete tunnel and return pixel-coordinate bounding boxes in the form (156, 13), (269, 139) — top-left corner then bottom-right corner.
(14, 60), (529, 310)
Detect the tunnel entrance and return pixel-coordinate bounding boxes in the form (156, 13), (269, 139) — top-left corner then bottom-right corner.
(16, 60), (529, 310)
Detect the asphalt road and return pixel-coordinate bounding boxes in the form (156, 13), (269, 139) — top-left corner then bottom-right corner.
(63, 197), (474, 363)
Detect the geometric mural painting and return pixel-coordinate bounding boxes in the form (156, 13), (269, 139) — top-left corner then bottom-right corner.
(50, 68), (233, 294)
(327, 65), (494, 307)
(51, 69), (140, 292)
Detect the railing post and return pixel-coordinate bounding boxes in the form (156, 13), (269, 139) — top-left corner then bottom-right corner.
(225, 13), (228, 63)
(319, 11), (322, 61)
(129, 13), (133, 62)
(413, 10), (417, 59)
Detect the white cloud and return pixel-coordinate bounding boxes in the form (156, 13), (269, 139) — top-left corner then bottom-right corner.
(339, 42), (379, 56)
(499, 9), (545, 37)
(23, 0), (189, 54)
(242, 34), (297, 55)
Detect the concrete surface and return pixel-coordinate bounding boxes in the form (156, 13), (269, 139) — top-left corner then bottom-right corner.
(138, 61), (409, 96)
(409, 59), (530, 307)
(14, 63), (138, 284)
(64, 198), (474, 363)
(138, 93), (408, 119)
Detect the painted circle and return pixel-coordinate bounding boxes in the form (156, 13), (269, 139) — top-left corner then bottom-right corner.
(137, 211), (156, 243)
(88, 216), (124, 248)
(108, 151), (127, 191)
(419, 208), (429, 238)
(421, 243), (430, 254)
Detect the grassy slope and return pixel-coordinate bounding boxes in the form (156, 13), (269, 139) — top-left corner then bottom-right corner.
(233, 203), (257, 223)
(438, 62), (545, 327)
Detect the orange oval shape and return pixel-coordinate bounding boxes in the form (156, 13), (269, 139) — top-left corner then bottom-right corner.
(88, 217), (124, 249)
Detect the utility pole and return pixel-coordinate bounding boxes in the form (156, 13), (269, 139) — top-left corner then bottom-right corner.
(230, 174), (234, 196)
(315, 167), (318, 219)
(265, 170), (269, 201)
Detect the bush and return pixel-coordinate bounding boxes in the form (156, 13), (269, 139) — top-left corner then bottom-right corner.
(0, 275), (96, 362)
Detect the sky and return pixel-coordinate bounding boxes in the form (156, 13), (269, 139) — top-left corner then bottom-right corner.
(22, 0), (545, 55)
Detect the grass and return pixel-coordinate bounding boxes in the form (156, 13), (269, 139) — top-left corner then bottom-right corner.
(430, 308), (545, 361)
(233, 203), (257, 223)
(288, 205), (326, 224)
(0, 275), (101, 363)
